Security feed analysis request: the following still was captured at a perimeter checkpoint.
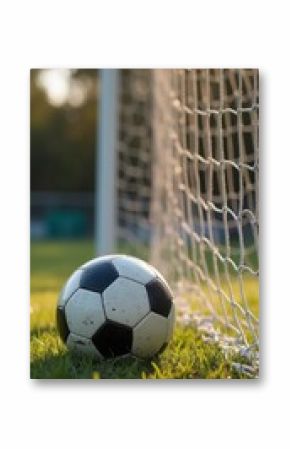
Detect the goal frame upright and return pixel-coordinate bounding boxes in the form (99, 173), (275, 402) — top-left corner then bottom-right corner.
(95, 69), (119, 255)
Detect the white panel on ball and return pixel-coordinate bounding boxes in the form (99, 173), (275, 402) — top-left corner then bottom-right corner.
(132, 312), (168, 358)
(65, 289), (106, 338)
(103, 277), (150, 327)
(67, 333), (103, 359)
(112, 256), (156, 284)
(58, 269), (83, 307)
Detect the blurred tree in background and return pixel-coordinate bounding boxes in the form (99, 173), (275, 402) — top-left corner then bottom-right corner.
(30, 69), (98, 192)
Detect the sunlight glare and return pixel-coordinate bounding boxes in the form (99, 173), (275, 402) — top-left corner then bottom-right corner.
(37, 69), (71, 106)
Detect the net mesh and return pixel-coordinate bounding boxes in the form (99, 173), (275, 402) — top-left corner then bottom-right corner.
(117, 69), (259, 364)
(117, 70), (152, 246)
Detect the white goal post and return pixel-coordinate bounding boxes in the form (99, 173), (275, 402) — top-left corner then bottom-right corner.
(95, 69), (119, 255)
(96, 69), (259, 364)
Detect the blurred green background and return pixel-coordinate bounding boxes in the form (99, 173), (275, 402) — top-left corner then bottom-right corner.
(31, 69), (98, 239)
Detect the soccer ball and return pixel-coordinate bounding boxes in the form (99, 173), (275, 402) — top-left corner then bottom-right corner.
(56, 255), (175, 360)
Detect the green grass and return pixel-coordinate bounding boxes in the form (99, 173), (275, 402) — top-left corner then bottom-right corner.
(30, 240), (254, 379)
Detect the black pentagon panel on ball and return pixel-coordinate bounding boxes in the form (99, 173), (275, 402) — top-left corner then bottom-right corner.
(146, 278), (173, 318)
(92, 321), (133, 358)
(56, 307), (70, 343)
(79, 260), (119, 293)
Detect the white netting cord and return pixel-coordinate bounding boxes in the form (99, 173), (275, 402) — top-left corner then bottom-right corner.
(116, 69), (259, 374)
(150, 69), (259, 369)
(117, 70), (152, 245)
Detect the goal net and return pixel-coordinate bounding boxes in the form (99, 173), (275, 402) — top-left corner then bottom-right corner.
(116, 69), (259, 364)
